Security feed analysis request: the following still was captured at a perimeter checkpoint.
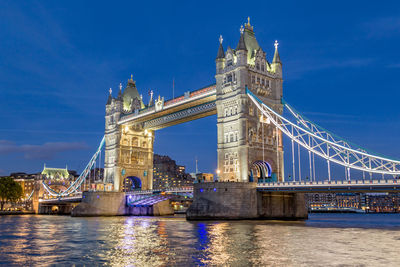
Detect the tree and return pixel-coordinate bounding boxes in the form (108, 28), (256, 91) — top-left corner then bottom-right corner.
(0, 177), (23, 210)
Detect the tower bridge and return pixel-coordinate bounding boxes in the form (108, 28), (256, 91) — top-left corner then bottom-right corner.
(33, 19), (400, 219)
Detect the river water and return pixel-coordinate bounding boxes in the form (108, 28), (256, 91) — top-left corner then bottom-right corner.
(0, 214), (400, 266)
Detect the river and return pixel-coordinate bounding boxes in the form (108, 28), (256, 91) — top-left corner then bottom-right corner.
(0, 214), (399, 266)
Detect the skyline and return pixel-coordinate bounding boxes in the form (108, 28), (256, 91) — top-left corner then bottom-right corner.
(1, 1), (400, 177)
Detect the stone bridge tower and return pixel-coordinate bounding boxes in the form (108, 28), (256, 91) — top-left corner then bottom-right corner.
(104, 77), (154, 191)
(215, 19), (284, 182)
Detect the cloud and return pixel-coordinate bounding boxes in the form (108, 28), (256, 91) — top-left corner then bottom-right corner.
(0, 140), (89, 160)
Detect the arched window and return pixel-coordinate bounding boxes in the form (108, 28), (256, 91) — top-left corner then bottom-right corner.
(230, 133), (234, 142)
(229, 107), (232, 116)
(122, 138), (129, 146)
(224, 108), (228, 117)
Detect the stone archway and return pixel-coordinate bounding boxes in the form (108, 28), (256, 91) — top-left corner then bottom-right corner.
(124, 176), (142, 191)
(250, 160), (272, 182)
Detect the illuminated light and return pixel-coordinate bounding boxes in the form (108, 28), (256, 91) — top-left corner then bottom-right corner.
(124, 126), (129, 132)
(97, 195), (99, 199)
(213, 188), (217, 192)
(200, 188), (204, 193)
(216, 169), (221, 175)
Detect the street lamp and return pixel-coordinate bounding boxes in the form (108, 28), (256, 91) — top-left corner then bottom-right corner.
(216, 169), (221, 182)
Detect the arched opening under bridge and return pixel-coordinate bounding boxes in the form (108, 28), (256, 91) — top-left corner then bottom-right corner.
(250, 160), (276, 183)
(124, 176), (142, 191)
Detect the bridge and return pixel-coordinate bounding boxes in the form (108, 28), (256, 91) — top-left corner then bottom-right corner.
(32, 19), (400, 219)
(257, 179), (400, 193)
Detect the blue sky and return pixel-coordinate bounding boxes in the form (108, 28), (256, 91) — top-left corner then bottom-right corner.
(1, 1), (400, 178)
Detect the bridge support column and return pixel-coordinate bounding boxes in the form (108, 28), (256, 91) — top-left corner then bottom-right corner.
(186, 182), (308, 220)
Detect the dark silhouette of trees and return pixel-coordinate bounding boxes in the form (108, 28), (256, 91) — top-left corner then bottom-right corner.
(0, 177), (23, 210)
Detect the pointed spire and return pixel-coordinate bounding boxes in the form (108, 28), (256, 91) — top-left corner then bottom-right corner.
(148, 90), (154, 106)
(273, 40), (281, 64)
(107, 87), (112, 105)
(216, 35), (225, 59)
(117, 82), (123, 100)
(245, 16), (254, 31)
(236, 25), (246, 51)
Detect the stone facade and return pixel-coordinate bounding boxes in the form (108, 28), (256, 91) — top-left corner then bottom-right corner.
(153, 154), (193, 190)
(104, 78), (154, 191)
(216, 19), (284, 182)
(105, 19), (285, 191)
(187, 182), (308, 220)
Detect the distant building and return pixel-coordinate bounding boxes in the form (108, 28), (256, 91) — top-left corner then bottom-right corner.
(8, 172), (37, 201)
(306, 193), (336, 210)
(306, 192), (400, 212)
(152, 154), (193, 190)
(364, 193), (400, 213)
(40, 165), (73, 180)
(195, 173), (214, 183)
(336, 193), (361, 209)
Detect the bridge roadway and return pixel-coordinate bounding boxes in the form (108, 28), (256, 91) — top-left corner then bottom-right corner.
(257, 179), (400, 193)
(39, 180), (400, 204)
(39, 187), (194, 204)
(39, 194), (82, 204)
(118, 85), (216, 130)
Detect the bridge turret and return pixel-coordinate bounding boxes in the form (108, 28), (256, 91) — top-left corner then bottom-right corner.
(236, 25), (248, 66)
(216, 35), (225, 74)
(104, 85), (123, 189)
(271, 40), (282, 77)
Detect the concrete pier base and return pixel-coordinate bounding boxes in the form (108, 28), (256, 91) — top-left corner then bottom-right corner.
(126, 200), (174, 216)
(71, 191), (174, 217)
(71, 191), (126, 216)
(186, 182), (308, 220)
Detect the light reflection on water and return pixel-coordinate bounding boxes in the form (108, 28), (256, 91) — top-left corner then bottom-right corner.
(0, 214), (400, 266)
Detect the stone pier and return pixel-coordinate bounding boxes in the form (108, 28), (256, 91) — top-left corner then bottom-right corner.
(186, 182), (308, 220)
(71, 191), (174, 217)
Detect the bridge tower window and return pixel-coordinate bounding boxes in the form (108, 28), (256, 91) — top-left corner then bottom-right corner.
(230, 133), (234, 142)
(227, 74), (233, 83)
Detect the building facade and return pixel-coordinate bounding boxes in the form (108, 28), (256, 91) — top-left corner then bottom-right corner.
(195, 173), (214, 183)
(104, 79), (154, 191)
(215, 18), (284, 182)
(152, 154), (193, 190)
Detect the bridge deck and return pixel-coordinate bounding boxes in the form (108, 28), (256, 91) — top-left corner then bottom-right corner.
(257, 179), (400, 193)
(118, 85), (216, 129)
